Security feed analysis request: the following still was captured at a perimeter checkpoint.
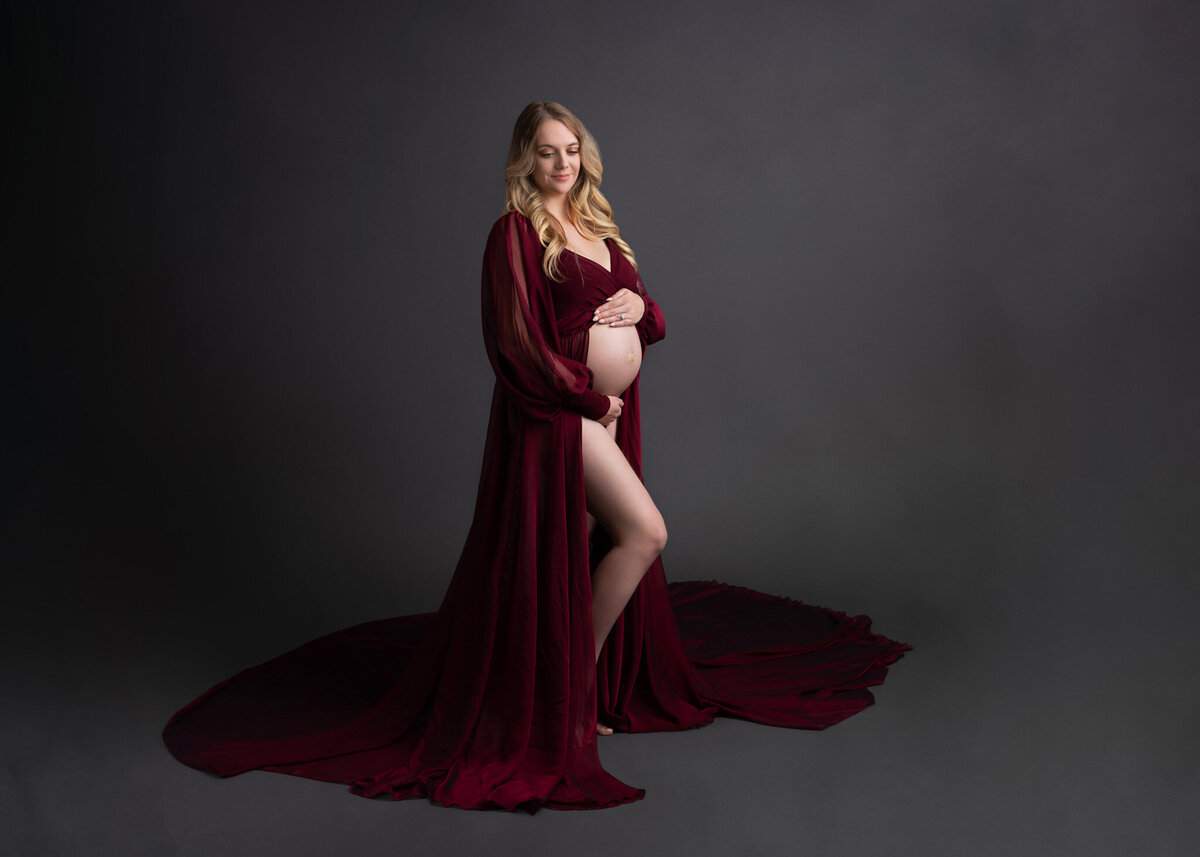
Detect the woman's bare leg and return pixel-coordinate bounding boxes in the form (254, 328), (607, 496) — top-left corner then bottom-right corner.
(585, 417), (619, 538)
(580, 418), (667, 732)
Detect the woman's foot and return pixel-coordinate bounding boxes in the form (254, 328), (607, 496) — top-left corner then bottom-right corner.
(597, 721), (614, 736)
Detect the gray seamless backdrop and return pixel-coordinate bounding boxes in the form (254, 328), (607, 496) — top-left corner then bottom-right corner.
(5, 1), (1199, 855)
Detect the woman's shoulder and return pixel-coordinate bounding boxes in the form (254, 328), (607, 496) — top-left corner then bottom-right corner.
(485, 210), (544, 264)
(490, 209), (532, 235)
(487, 210), (545, 255)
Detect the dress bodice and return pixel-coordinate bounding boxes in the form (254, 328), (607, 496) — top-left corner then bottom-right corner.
(549, 241), (641, 336)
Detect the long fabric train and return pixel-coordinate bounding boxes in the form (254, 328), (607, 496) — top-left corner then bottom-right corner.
(163, 212), (910, 811)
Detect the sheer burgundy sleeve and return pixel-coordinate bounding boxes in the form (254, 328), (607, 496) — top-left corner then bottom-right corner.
(482, 212), (611, 421)
(633, 274), (666, 348)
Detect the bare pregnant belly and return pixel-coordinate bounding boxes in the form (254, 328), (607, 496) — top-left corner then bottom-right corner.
(587, 323), (642, 397)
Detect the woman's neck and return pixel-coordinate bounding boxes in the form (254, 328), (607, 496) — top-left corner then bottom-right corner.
(542, 195), (572, 229)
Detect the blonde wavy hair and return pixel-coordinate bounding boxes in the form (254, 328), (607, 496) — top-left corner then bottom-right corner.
(504, 101), (637, 281)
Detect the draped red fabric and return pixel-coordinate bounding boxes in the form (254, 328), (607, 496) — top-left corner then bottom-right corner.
(162, 212), (910, 811)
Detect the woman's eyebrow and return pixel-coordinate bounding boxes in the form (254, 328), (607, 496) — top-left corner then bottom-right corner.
(537, 141), (580, 149)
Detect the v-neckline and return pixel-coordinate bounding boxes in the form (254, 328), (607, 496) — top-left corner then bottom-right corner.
(564, 239), (613, 275)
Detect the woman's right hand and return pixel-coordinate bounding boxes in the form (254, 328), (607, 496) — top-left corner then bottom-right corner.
(597, 395), (623, 426)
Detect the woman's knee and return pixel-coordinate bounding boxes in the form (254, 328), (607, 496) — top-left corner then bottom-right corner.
(648, 517), (668, 556)
(630, 512), (667, 558)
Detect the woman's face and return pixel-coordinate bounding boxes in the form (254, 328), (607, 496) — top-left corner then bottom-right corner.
(531, 119), (580, 198)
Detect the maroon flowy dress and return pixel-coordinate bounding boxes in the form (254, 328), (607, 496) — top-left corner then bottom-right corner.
(162, 211), (910, 811)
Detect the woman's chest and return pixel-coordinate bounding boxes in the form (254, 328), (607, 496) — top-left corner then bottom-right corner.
(549, 248), (632, 323)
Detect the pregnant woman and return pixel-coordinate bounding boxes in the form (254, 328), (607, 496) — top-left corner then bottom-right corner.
(163, 102), (910, 811)
(507, 105), (669, 734)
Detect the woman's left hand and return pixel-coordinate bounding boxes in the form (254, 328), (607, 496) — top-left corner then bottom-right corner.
(593, 289), (645, 327)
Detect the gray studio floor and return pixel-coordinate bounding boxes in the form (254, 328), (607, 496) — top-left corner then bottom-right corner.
(4, 517), (1195, 857)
